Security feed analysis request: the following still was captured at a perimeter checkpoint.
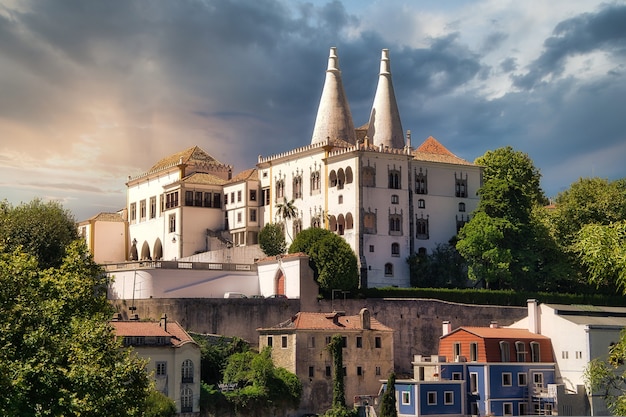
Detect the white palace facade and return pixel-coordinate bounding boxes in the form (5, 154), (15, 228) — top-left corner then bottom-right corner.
(118, 47), (482, 289)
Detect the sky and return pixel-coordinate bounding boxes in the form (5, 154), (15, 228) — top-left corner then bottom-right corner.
(1, 0), (625, 220)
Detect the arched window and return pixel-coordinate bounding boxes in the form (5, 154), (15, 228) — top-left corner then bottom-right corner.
(337, 168), (345, 190)
(415, 170), (428, 194)
(310, 170), (321, 194)
(389, 214), (402, 235)
(345, 166), (353, 184)
(530, 342), (540, 362)
(384, 263), (393, 276)
(329, 215), (337, 233)
(329, 170), (338, 187)
(182, 359), (194, 383)
(499, 341), (510, 362)
(181, 387), (193, 413)
(292, 175), (302, 199)
(516, 341), (527, 362)
(276, 179), (285, 200)
(345, 213), (354, 230)
(459, 202), (466, 212)
(391, 243), (400, 257)
(388, 170), (400, 189)
(337, 214), (345, 235)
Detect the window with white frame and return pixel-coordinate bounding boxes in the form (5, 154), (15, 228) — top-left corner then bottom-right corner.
(402, 391), (411, 405)
(281, 335), (288, 348)
(503, 402), (513, 416)
(531, 341), (541, 362)
(516, 341), (527, 362)
(391, 194), (399, 204)
(502, 372), (512, 386)
(444, 391), (454, 405)
(181, 388), (193, 413)
(427, 391), (436, 405)
(518, 372), (527, 386)
(181, 359), (194, 383)
(470, 373), (478, 393)
(470, 342), (478, 361)
(156, 361), (167, 377)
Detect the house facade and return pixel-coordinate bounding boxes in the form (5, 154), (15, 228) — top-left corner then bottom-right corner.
(110, 314), (201, 416)
(388, 322), (571, 417)
(510, 299), (626, 415)
(257, 308), (394, 414)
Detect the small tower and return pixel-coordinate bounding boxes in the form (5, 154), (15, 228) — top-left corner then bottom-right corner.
(367, 49), (404, 149)
(310, 47), (357, 145)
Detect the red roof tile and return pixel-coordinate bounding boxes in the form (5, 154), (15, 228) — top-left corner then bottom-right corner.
(110, 320), (196, 347)
(412, 136), (475, 166)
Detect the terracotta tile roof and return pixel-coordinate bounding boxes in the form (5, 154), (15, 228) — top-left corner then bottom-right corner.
(260, 311), (393, 332)
(110, 320), (196, 347)
(149, 146), (225, 171)
(452, 326), (550, 340)
(412, 136), (475, 166)
(228, 168), (258, 183)
(91, 212), (125, 222)
(181, 172), (228, 186)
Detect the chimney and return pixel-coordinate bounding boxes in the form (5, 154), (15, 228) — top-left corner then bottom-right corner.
(111, 312), (122, 321)
(442, 321), (452, 336)
(160, 313), (167, 332)
(527, 299), (539, 334)
(490, 321), (498, 328)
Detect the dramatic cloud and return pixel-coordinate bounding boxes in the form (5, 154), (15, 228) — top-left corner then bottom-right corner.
(0, 0), (624, 219)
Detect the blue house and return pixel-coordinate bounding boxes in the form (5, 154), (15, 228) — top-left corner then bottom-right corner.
(384, 322), (562, 416)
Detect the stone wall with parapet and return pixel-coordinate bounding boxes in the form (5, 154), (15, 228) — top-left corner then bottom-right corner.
(110, 297), (526, 375)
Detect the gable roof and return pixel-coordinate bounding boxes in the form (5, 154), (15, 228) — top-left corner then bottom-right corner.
(259, 311), (392, 332)
(181, 172), (228, 186)
(149, 146), (225, 172)
(412, 136), (474, 166)
(228, 168), (258, 183)
(110, 319), (196, 347)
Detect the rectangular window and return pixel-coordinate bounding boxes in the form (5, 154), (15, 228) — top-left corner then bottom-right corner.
(502, 372), (512, 386)
(375, 337), (381, 348)
(452, 372), (462, 380)
(165, 191), (178, 209)
(470, 373), (478, 394)
(444, 391), (453, 405)
(519, 402), (529, 416)
(325, 366), (331, 377)
(262, 188), (270, 206)
(369, 245), (374, 252)
(204, 192), (212, 207)
(325, 336), (331, 345)
(168, 214), (176, 233)
(250, 189), (257, 201)
(213, 193), (221, 208)
(518, 372), (528, 386)
(357, 366), (362, 376)
(185, 191), (194, 206)
(237, 190), (242, 202)
(160, 194), (164, 213)
(427, 391), (436, 405)
(576, 351), (583, 359)
(140, 199), (146, 220)
(562, 350), (569, 359)
(150, 196), (156, 219)
(341, 337), (347, 348)
(470, 342), (478, 361)
(230, 192), (235, 204)
(156, 361), (167, 377)
(500, 341), (511, 362)
(375, 366), (381, 376)
(308, 336), (315, 348)
(309, 366), (314, 378)
(224, 193), (228, 204)
(531, 342), (541, 362)
(267, 336), (273, 347)
(503, 402), (513, 416)
(356, 336), (362, 348)
(250, 209), (257, 222)
(453, 342), (461, 360)
(281, 335), (288, 348)
(402, 391), (411, 405)
(130, 202), (137, 223)
(194, 191), (203, 206)
(237, 212), (242, 223)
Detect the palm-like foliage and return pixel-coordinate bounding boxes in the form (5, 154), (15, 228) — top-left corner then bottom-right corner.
(275, 198), (298, 240)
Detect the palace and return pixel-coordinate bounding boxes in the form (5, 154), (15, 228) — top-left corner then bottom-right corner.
(99, 47), (482, 289)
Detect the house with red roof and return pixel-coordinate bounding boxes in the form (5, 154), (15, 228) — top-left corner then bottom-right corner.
(110, 314), (201, 416)
(257, 308), (394, 415)
(388, 321), (575, 417)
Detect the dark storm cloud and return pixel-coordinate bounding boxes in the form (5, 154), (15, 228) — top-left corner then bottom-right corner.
(513, 2), (626, 89)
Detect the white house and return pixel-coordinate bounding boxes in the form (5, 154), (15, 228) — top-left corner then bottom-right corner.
(110, 314), (201, 416)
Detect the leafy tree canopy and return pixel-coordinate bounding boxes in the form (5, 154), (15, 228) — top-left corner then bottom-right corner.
(258, 223), (286, 256)
(379, 372), (398, 417)
(289, 228), (359, 293)
(475, 146), (547, 206)
(408, 241), (467, 288)
(0, 241), (150, 416)
(0, 199), (79, 269)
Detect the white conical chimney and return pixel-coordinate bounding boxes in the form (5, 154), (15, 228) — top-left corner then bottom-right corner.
(310, 47), (356, 145)
(367, 49), (404, 149)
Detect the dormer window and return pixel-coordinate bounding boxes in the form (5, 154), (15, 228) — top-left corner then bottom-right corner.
(500, 341), (510, 362)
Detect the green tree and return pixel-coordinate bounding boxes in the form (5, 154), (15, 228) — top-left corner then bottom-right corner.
(457, 147), (556, 291)
(275, 197), (298, 241)
(222, 347), (301, 415)
(0, 199), (79, 269)
(259, 223), (286, 256)
(476, 146), (547, 206)
(408, 241), (467, 288)
(574, 221), (626, 293)
(144, 390), (177, 417)
(379, 372), (398, 417)
(321, 335), (357, 417)
(289, 228), (359, 293)
(0, 242), (151, 416)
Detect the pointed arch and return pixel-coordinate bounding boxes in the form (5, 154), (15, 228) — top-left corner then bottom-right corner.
(275, 269), (286, 295)
(140, 241), (151, 260)
(153, 238), (163, 260)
